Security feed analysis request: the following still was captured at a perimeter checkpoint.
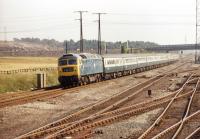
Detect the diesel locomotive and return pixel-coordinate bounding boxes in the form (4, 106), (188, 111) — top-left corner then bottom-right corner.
(58, 53), (178, 86)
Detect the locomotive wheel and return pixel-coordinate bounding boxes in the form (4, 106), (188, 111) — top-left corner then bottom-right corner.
(113, 73), (117, 78)
(84, 80), (87, 85)
(95, 75), (99, 82)
(95, 76), (99, 83)
(97, 75), (101, 82)
(83, 76), (90, 85)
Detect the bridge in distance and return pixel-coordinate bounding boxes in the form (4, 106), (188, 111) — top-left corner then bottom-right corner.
(145, 44), (200, 51)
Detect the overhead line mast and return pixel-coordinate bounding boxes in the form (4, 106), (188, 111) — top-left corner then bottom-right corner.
(93, 13), (106, 55)
(75, 11), (88, 53)
(195, 0), (200, 63)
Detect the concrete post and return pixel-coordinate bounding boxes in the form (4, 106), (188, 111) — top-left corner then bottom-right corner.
(37, 73), (47, 89)
(37, 73), (43, 89)
(43, 73), (47, 88)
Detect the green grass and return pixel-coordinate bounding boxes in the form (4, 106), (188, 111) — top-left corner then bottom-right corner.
(0, 57), (59, 93)
(0, 71), (59, 93)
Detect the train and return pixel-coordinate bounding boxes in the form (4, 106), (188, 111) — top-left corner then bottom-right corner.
(58, 53), (179, 86)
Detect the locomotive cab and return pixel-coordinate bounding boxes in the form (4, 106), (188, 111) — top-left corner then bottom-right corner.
(58, 54), (80, 86)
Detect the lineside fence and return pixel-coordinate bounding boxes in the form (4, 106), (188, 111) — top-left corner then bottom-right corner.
(0, 67), (57, 75)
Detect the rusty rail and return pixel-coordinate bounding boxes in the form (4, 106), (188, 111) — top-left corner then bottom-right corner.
(45, 89), (195, 139)
(139, 77), (200, 139)
(19, 75), (194, 139)
(16, 75), (165, 139)
(171, 78), (200, 139)
(15, 62), (191, 139)
(152, 110), (200, 139)
(17, 90), (193, 139)
(138, 74), (194, 139)
(185, 126), (200, 139)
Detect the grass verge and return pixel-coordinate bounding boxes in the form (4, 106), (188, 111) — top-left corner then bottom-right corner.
(0, 71), (58, 93)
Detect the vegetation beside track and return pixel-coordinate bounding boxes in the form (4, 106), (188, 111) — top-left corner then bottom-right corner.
(0, 70), (58, 93)
(0, 57), (59, 93)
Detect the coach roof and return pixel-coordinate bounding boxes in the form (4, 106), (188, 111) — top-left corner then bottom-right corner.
(79, 53), (102, 59)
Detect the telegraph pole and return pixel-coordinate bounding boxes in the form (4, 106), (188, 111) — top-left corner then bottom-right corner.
(75, 11), (88, 53)
(93, 13), (106, 54)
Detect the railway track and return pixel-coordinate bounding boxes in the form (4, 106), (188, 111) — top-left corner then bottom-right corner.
(44, 84), (194, 139)
(15, 62), (193, 139)
(16, 74), (166, 139)
(185, 126), (200, 139)
(0, 85), (61, 100)
(0, 72), (144, 108)
(0, 88), (68, 108)
(149, 110), (200, 139)
(42, 74), (195, 139)
(0, 73), (147, 108)
(27, 74), (195, 139)
(16, 91), (190, 139)
(137, 75), (200, 139)
(0, 60), (189, 108)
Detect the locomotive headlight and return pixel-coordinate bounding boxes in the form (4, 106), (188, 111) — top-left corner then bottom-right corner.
(62, 67), (74, 72)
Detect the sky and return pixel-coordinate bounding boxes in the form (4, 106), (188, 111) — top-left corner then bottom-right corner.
(0, 0), (196, 44)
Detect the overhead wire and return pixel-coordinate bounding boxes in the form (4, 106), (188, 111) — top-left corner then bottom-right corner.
(0, 12), (195, 34)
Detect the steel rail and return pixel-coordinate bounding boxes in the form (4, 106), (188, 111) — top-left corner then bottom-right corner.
(143, 78), (199, 139)
(19, 90), (193, 139)
(0, 88), (69, 108)
(0, 74), (128, 108)
(137, 74), (194, 139)
(90, 74), (167, 117)
(171, 78), (200, 139)
(15, 62), (190, 139)
(151, 110), (200, 139)
(0, 60), (187, 108)
(44, 91), (193, 139)
(16, 75), (165, 139)
(37, 76), (195, 139)
(185, 126), (200, 139)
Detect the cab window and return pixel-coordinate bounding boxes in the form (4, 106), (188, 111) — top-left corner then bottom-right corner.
(68, 59), (77, 65)
(59, 60), (67, 66)
(58, 59), (77, 65)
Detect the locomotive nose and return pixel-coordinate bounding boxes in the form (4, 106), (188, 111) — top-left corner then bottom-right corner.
(59, 65), (79, 76)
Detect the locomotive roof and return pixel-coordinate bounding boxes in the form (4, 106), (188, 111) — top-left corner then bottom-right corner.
(61, 53), (102, 59)
(79, 53), (102, 59)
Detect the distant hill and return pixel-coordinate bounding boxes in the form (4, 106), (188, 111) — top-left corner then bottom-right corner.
(0, 41), (64, 56)
(0, 38), (159, 56)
